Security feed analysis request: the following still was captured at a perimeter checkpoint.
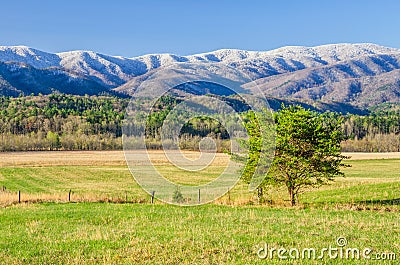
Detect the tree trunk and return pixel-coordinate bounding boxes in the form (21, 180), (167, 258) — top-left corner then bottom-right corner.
(257, 187), (263, 203)
(288, 187), (296, 206)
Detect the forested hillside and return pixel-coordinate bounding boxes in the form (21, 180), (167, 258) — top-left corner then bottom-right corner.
(0, 94), (399, 152)
(341, 107), (400, 152)
(0, 94), (128, 151)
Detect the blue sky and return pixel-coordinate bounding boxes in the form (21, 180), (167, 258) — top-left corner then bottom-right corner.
(1, 0), (400, 57)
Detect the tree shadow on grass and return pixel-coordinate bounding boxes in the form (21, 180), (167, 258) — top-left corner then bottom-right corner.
(359, 198), (400, 205)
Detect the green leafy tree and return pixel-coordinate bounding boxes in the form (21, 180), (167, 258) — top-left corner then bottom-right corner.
(46, 131), (61, 150)
(234, 105), (349, 206)
(267, 105), (349, 206)
(230, 109), (276, 202)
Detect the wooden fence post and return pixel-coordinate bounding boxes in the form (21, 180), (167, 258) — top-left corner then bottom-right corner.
(18, 190), (21, 203)
(151, 191), (155, 204)
(198, 189), (201, 204)
(68, 189), (71, 202)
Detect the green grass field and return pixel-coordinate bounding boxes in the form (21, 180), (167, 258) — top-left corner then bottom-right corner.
(0, 152), (399, 264)
(0, 204), (398, 264)
(301, 159), (400, 206)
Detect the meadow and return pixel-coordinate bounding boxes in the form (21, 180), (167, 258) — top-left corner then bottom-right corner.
(0, 151), (399, 264)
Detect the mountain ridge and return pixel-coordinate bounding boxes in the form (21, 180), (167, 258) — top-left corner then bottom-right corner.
(0, 43), (399, 111)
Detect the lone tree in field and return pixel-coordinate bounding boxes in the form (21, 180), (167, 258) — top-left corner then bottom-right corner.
(236, 105), (348, 206)
(267, 105), (349, 206)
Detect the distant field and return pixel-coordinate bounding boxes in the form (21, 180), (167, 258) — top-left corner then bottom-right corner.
(0, 150), (127, 167)
(0, 151), (399, 207)
(0, 151), (399, 264)
(0, 151), (233, 205)
(1, 151), (399, 167)
(302, 158), (400, 206)
(344, 152), (400, 160)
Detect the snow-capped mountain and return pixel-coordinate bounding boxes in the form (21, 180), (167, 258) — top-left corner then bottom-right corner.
(1, 43), (399, 87)
(243, 52), (400, 108)
(0, 61), (111, 96)
(0, 43), (400, 110)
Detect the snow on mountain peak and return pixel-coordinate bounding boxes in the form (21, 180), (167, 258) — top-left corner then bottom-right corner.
(267, 43), (400, 61)
(0, 43), (399, 88)
(0, 45), (61, 68)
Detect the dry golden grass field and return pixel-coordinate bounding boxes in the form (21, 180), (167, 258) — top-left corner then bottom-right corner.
(2, 150), (399, 167)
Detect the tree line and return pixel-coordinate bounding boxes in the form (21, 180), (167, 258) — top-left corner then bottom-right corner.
(0, 94), (399, 152)
(0, 94), (127, 151)
(341, 109), (400, 152)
